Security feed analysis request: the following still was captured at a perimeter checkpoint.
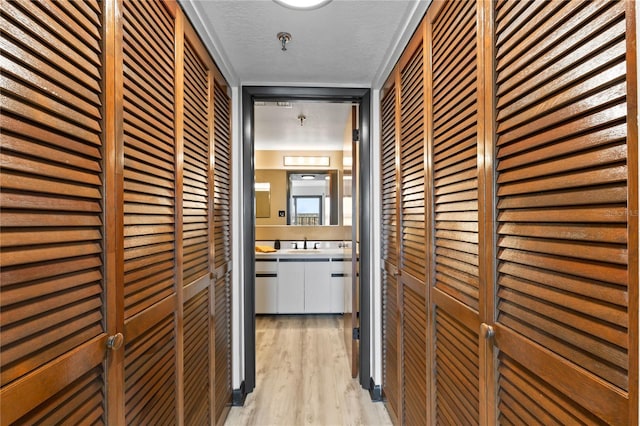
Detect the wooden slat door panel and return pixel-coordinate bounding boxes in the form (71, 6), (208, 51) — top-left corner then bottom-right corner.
(380, 77), (401, 422)
(0, 0), (108, 423)
(121, 0), (178, 422)
(428, 1), (482, 424)
(398, 26), (428, 426)
(493, 0), (635, 424)
(434, 307), (479, 425)
(182, 20), (215, 424)
(213, 81), (233, 423)
(183, 36), (211, 289)
(399, 37), (427, 286)
(184, 288), (211, 425)
(124, 309), (177, 423)
(402, 283), (427, 426)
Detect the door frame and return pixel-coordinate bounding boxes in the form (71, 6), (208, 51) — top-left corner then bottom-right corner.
(241, 86), (372, 394)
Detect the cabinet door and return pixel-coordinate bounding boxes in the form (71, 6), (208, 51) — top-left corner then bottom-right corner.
(329, 276), (345, 313)
(305, 260), (332, 313)
(256, 276), (278, 314)
(278, 261), (305, 313)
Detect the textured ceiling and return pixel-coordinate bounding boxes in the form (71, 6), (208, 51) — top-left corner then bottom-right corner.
(181, 0), (429, 86)
(254, 101), (352, 151)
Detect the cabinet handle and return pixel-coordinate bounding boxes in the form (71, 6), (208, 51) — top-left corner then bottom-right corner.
(480, 323), (495, 339)
(107, 333), (124, 351)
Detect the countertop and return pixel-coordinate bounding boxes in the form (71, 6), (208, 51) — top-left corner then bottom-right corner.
(255, 248), (353, 259)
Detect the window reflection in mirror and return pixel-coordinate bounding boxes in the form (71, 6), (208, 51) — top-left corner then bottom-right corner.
(287, 171), (338, 225)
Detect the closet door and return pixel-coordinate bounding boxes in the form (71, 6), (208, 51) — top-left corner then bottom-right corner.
(493, 1), (637, 424)
(398, 25), (428, 426)
(0, 0), (109, 423)
(182, 21), (214, 425)
(428, 0), (482, 424)
(213, 80), (233, 423)
(121, 0), (178, 422)
(381, 73), (401, 423)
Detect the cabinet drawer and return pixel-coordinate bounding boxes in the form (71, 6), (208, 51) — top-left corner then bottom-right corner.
(256, 259), (278, 274)
(330, 258), (349, 273)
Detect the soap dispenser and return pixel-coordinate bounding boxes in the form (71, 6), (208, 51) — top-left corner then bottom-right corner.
(274, 239), (280, 250)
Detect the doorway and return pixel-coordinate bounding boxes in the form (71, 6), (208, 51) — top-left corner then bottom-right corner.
(241, 87), (372, 396)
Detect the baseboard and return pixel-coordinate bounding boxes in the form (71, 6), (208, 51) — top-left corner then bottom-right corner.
(368, 377), (382, 402)
(232, 381), (247, 406)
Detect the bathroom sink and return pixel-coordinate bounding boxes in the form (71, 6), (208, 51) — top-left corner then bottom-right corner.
(286, 249), (321, 254)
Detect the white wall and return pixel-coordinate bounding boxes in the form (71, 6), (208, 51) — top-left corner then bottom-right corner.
(231, 86), (244, 389)
(370, 89), (383, 387)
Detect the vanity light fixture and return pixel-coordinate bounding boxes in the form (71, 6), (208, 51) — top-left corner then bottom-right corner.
(277, 32), (292, 51)
(283, 156), (330, 167)
(301, 175), (315, 180)
(274, 0), (332, 10)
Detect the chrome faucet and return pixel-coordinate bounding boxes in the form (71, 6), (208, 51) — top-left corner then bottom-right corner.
(303, 237), (307, 250)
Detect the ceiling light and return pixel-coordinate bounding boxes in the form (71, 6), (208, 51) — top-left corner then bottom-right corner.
(274, 0), (332, 10)
(301, 175), (315, 180)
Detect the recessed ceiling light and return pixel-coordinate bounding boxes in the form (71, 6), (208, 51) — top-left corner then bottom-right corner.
(273, 0), (332, 10)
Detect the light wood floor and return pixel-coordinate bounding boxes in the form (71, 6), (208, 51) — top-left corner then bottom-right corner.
(224, 315), (392, 426)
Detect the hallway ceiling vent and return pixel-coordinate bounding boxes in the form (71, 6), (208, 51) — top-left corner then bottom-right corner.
(273, 0), (332, 10)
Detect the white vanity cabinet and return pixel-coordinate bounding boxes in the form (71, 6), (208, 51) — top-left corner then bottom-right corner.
(277, 260), (305, 313)
(256, 253), (349, 314)
(304, 259), (333, 313)
(255, 259), (278, 314)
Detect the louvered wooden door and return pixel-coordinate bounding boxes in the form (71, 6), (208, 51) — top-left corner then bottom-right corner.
(121, 0), (178, 422)
(213, 80), (233, 423)
(381, 74), (402, 423)
(0, 0), (110, 423)
(398, 26), (428, 426)
(182, 20), (215, 425)
(492, 1), (637, 424)
(428, 1), (483, 424)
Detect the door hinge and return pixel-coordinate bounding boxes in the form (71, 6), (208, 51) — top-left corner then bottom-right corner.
(352, 129), (360, 142)
(352, 327), (360, 340)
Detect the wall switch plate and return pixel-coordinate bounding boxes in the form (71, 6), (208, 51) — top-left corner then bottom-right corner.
(278, 210), (286, 217)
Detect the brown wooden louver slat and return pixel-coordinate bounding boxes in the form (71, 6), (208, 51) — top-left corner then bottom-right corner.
(399, 43), (427, 285)
(0, 0), (107, 423)
(434, 308), (479, 425)
(184, 288), (211, 425)
(183, 38), (211, 287)
(402, 285), (427, 426)
(122, 0), (176, 319)
(380, 81), (401, 422)
(124, 313), (177, 423)
(213, 81), (233, 421)
(429, 1), (483, 424)
(432, 0), (480, 312)
(494, 0), (632, 424)
(122, 0), (178, 423)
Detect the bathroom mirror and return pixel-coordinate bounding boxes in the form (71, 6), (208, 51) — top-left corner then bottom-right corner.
(287, 171), (338, 225)
(255, 182), (271, 218)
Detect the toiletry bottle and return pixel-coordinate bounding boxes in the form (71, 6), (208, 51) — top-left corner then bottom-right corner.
(274, 239), (280, 250)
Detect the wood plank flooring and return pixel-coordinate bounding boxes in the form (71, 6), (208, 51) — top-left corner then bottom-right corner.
(224, 315), (392, 426)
